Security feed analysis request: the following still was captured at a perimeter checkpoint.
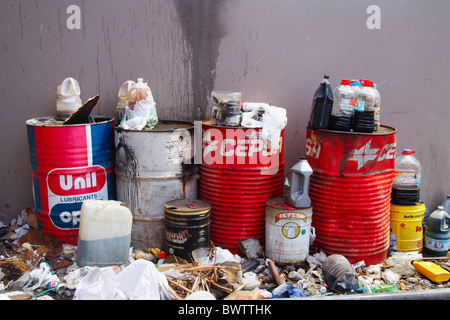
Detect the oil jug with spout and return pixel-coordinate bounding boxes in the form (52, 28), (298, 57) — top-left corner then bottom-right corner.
(284, 157), (312, 208)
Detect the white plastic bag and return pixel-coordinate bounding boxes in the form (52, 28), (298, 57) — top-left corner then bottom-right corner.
(120, 78), (158, 130)
(241, 104), (287, 150)
(261, 105), (287, 150)
(73, 266), (124, 300)
(191, 247), (241, 266)
(23, 263), (59, 291)
(116, 259), (172, 300)
(185, 291), (216, 300)
(73, 259), (172, 300)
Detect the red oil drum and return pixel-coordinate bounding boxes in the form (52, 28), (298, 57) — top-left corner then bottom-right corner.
(306, 126), (396, 265)
(26, 116), (115, 245)
(200, 121), (284, 254)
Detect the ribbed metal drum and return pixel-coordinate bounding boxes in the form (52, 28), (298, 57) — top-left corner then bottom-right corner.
(305, 126), (396, 265)
(200, 121), (284, 254)
(26, 116), (115, 245)
(114, 121), (198, 250)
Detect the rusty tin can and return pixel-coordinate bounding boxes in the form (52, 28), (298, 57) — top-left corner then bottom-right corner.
(114, 121), (198, 250)
(164, 199), (211, 260)
(265, 198), (313, 265)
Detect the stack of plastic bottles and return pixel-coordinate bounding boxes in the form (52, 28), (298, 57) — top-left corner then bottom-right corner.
(308, 75), (381, 133)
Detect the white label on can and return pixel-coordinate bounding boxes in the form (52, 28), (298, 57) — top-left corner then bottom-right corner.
(165, 130), (192, 165)
(46, 166), (108, 230)
(424, 235), (450, 252)
(265, 210), (311, 262)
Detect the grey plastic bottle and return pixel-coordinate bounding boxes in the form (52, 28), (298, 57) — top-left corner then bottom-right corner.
(283, 157), (312, 208)
(442, 195), (450, 214)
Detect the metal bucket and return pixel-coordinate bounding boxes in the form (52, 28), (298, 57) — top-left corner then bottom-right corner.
(164, 199), (211, 260)
(390, 202), (425, 252)
(200, 121), (285, 254)
(265, 198), (313, 265)
(26, 116), (115, 244)
(306, 126), (397, 265)
(114, 121), (198, 250)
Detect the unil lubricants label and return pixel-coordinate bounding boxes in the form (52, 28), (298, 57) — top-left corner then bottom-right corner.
(46, 166), (108, 229)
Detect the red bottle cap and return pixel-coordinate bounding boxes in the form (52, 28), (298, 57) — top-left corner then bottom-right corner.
(402, 149), (416, 155)
(360, 79), (374, 87)
(341, 79), (351, 85)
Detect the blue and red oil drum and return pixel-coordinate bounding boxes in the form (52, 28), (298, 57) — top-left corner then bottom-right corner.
(26, 116), (115, 244)
(200, 121), (284, 255)
(306, 126), (396, 265)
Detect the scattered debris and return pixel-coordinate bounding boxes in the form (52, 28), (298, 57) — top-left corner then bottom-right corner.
(0, 209), (449, 300)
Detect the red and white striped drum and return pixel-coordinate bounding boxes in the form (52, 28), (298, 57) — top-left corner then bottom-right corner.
(26, 116), (115, 244)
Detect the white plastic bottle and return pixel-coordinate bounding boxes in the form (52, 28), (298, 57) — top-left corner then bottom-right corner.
(330, 79), (355, 131)
(353, 79), (376, 133)
(373, 83), (381, 131)
(392, 149), (422, 205)
(350, 79), (362, 108)
(359, 79), (376, 113)
(77, 200), (132, 267)
(116, 80), (135, 124)
(56, 77), (82, 120)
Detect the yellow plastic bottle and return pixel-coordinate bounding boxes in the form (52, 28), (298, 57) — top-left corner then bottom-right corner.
(412, 260), (450, 283)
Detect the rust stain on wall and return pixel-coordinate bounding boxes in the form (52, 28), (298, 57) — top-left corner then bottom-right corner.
(174, 0), (227, 120)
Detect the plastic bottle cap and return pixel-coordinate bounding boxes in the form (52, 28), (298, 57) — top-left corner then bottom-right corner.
(402, 149), (416, 155)
(360, 79), (374, 87)
(341, 79), (351, 85)
(350, 80), (360, 86)
(438, 206), (444, 210)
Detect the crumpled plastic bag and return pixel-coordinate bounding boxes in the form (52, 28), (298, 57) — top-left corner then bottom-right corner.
(185, 291), (216, 300)
(241, 104), (287, 150)
(119, 78), (158, 130)
(271, 282), (307, 298)
(191, 247), (242, 266)
(64, 266), (94, 290)
(73, 259), (172, 300)
(23, 262), (59, 291)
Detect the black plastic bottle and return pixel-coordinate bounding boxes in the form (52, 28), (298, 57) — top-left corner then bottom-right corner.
(308, 74), (333, 130)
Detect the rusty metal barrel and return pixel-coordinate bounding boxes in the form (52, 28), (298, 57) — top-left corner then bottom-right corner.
(114, 121), (198, 250)
(199, 121), (284, 255)
(305, 126), (396, 265)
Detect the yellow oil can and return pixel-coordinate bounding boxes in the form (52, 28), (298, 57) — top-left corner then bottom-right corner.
(412, 261), (450, 283)
(390, 202), (425, 252)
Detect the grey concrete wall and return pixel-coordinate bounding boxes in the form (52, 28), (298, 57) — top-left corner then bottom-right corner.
(1, 0), (449, 221)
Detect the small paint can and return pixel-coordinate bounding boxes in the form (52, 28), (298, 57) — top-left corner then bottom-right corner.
(164, 199), (211, 260)
(265, 198), (313, 265)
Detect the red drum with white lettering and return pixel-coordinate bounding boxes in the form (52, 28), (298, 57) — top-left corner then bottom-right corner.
(306, 126), (396, 265)
(26, 117), (115, 244)
(200, 121), (284, 254)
